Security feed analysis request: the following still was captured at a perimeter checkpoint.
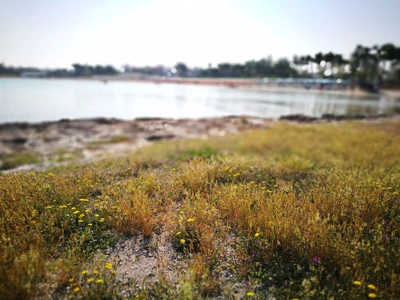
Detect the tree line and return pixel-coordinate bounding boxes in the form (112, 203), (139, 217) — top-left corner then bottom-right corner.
(1, 43), (399, 84)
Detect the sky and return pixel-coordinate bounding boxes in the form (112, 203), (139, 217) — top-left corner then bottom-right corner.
(1, 0), (400, 69)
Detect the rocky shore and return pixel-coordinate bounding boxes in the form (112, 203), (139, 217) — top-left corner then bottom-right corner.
(1, 113), (398, 172)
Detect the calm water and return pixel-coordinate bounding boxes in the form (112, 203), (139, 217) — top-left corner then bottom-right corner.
(1, 78), (399, 123)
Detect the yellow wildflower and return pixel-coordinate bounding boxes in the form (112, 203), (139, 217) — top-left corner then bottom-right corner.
(368, 293), (377, 298)
(85, 209), (89, 213)
(180, 239), (186, 244)
(88, 223), (93, 226)
(73, 211), (79, 215)
(93, 270), (99, 275)
(353, 281), (362, 286)
(247, 291), (255, 297)
(73, 287), (80, 292)
(46, 206), (53, 209)
(95, 214), (99, 217)
(187, 218), (195, 222)
(96, 279), (103, 283)
(99, 218), (105, 222)
(105, 263), (113, 269)
(68, 278), (74, 283)
(78, 220), (84, 223)
(79, 214), (85, 218)
(81, 270), (88, 275)
(72, 207), (76, 210)
(79, 198), (89, 202)
(367, 284), (376, 290)
(111, 270), (116, 275)
(87, 278), (94, 283)
(255, 233), (260, 237)
(176, 232), (181, 235)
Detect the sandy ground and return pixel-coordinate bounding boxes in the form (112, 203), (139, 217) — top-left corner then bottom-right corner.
(0, 116), (269, 172)
(2, 114), (400, 172)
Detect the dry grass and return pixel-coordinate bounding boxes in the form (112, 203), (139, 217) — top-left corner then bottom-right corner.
(1, 119), (400, 299)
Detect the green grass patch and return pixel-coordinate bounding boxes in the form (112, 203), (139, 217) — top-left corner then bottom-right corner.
(0, 152), (41, 170)
(85, 135), (131, 149)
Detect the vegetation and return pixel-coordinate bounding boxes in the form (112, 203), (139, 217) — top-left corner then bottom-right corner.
(0, 152), (41, 170)
(2, 43), (399, 84)
(1, 119), (400, 299)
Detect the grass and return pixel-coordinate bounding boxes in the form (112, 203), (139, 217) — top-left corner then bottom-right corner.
(1, 119), (400, 299)
(0, 152), (41, 170)
(85, 135), (131, 149)
(51, 149), (83, 163)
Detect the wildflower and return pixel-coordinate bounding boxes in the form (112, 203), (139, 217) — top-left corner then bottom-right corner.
(72, 207), (76, 210)
(254, 233), (260, 237)
(87, 278), (94, 283)
(368, 293), (377, 298)
(79, 214), (85, 218)
(68, 278), (74, 283)
(233, 173), (240, 177)
(96, 279), (103, 283)
(353, 281), (362, 286)
(111, 270), (116, 275)
(187, 218), (195, 222)
(99, 218), (105, 222)
(176, 232), (181, 235)
(95, 214), (99, 217)
(73, 287), (80, 292)
(78, 220), (84, 223)
(180, 239), (186, 244)
(105, 263), (112, 269)
(66, 214), (70, 217)
(93, 270), (99, 275)
(312, 256), (321, 263)
(79, 198), (89, 202)
(73, 211), (79, 215)
(247, 291), (255, 297)
(81, 270), (88, 275)
(85, 209), (89, 212)
(367, 284), (376, 290)
(180, 211), (184, 214)
(46, 206), (53, 209)
(88, 223), (93, 227)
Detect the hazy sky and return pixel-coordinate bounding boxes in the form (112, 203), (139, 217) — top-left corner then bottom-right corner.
(1, 0), (400, 69)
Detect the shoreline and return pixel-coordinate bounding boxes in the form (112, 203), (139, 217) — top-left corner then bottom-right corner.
(1, 113), (399, 172)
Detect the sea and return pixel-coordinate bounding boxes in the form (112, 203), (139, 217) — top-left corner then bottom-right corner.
(1, 78), (399, 123)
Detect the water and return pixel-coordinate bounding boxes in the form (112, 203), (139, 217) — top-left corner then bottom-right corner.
(1, 78), (399, 123)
